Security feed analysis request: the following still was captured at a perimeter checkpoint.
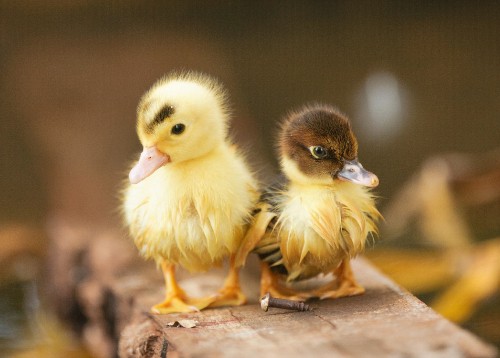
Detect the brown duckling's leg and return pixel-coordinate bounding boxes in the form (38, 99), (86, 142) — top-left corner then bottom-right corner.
(207, 254), (247, 308)
(260, 262), (310, 301)
(312, 259), (365, 299)
(152, 262), (214, 314)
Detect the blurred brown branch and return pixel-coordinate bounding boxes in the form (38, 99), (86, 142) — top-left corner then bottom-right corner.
(0, 224), (47, 283)
(369, 148), (500, 332)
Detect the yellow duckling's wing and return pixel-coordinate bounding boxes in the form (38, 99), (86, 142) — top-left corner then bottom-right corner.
(235, 202), (276, 267)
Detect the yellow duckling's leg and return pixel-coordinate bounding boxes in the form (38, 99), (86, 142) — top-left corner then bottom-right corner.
(207, 255), (247, 308)
(260, 262), (310, 301)
(314, 259), (365, 299)
(152, 262), (212, 314)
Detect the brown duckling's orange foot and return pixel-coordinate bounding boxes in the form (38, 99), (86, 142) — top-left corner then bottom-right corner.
(313, 259), (365, 299)
(319, 285), (365, 299)
(260, 262), (311, 301)
(312, 280), (365, 300)
(262, 283), (312, 301)
(207, 286), (247, 308)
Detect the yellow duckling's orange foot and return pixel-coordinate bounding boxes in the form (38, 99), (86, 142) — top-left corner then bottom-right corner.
(207, 286), (247, 308)
(151, 296), (211, 314)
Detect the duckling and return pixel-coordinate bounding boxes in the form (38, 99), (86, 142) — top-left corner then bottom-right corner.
(123, 71), (258, 313)
(236, 104), (380, 300)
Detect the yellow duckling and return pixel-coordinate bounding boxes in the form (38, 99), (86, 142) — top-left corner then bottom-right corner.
(237, 104), (381, 300)
(123, 72), (258, 313)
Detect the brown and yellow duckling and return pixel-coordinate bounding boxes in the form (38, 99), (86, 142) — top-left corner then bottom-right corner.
(237, 104), (380, 300)
(123, 71), (258, 313)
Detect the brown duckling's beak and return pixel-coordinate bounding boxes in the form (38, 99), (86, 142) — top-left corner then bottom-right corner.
(129, 146), (171, 184)
(337, 160), (379, 188)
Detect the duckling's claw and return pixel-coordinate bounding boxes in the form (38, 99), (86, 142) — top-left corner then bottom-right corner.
(313, 259), (365, 299)
(264, 284), (312, 301)
(151, 297), (201, 314)
(317, 283), (365, 300)
(152, 262), (214, 314)
(207, 286), (247, 308)
(151, 286), (217, 313)
(207, 254), (247, 308)
(260, 262), (311, 301)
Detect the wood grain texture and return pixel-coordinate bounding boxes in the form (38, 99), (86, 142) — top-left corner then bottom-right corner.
(146, 259), (496, 358)
(46, 223), (497, 358)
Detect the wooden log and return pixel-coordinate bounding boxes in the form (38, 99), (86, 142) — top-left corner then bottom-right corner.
(45, 222), (497, 358)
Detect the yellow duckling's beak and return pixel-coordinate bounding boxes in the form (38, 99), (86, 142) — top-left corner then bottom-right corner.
(337, 159), (379, 188)
(129, 146), (171, 184)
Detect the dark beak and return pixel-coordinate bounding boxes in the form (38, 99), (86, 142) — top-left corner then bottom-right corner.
(337, 159), (379, 187)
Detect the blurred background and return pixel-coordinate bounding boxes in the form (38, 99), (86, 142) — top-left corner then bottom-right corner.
(1, 1), (499, 356)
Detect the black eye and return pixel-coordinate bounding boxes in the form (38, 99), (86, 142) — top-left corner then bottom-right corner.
(171, 123), (185, 135)
(309, 146), (328, 159)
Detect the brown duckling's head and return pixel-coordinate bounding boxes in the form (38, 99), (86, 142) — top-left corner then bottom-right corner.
(278, 104), (379, 187)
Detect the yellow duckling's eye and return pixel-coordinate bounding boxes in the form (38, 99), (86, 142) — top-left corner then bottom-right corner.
(171, 123), (186, 135)
(309, 146), (328, 159)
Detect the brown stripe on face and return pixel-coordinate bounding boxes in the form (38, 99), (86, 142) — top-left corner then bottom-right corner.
(144, 105), (175, 134)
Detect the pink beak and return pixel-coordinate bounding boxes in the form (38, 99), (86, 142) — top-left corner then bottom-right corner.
(129, 146), (170, 184)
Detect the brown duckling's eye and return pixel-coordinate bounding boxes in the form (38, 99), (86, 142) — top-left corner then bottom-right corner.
(171, 123), (185, 135)
(309, 146), (328, 159)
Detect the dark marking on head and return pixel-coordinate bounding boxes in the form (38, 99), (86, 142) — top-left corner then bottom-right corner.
(279, 104), (358, 179)
(145, 105), (175, 134)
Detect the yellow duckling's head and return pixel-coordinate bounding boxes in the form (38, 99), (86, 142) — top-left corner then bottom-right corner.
(129, 72), (229, 184)
(279, 104), (379, 187)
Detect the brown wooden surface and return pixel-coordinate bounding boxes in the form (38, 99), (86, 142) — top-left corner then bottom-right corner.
(46, 223), (497, 358)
